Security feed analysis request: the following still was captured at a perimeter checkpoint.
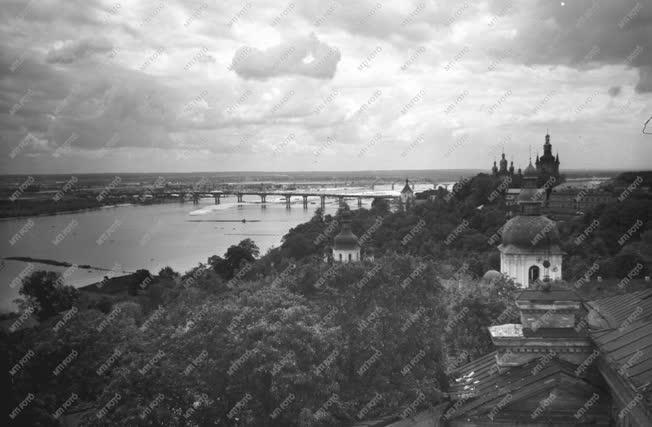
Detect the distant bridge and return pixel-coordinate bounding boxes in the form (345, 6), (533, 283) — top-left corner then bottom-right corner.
(155, 190), (400, 209)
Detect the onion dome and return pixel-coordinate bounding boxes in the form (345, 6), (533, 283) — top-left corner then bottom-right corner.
(334, 212), (359, 250)
(500, 215), (560, 250)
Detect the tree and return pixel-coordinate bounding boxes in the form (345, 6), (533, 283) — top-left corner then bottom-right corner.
(158, 266), (179, 279)
(371, 198), (390, 214)
(236, 238), (260, 259)
(128, 269), (152, 295)
(18, 271), (79, 320)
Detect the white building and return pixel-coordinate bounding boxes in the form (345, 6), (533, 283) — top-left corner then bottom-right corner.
(333, 213), (360, 263)
(498, 162), (563, 287)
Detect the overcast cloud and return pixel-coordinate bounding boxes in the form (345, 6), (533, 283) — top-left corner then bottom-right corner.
(0, 0), (650, 173)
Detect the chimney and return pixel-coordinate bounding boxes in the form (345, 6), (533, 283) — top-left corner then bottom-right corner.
(489, 286), (593, 367)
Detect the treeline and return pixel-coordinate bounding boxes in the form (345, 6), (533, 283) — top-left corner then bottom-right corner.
(5, 233), (518, 425)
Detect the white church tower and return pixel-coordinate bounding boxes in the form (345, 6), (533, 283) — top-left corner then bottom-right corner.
(333, 211), (360, 263)
(498, 161), (564, 287)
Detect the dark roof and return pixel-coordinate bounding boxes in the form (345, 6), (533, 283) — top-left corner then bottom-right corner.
(586, 289), (652, 328)
(333, 219), (359, 250)
(401, 180), (413, 193)
(587, 290), (652, 420)
(517, 286), (582, 302)
(446, 352), (603, 421)
(500, 215), (560, 249)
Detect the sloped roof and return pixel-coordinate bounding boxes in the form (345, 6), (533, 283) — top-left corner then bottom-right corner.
(587, 290), (652, 419)
(586, 289), (652, 328)
(591, 323), (652, 422)
(446, 353), (604, 422)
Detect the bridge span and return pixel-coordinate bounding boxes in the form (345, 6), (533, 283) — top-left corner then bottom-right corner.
(159, 190), (400, 209)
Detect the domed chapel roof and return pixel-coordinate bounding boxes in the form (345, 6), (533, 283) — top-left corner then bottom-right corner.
(334, 212), (359, 250)
(500, 215), (560, 250)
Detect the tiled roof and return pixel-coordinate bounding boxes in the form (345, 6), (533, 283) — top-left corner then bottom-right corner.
(586, 289), (652, 328)
(446, 352), (598, 421)
(587, 290), (652, 421)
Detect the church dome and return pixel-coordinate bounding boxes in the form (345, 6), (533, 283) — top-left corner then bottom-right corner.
(334, 213), (359, 250)
(501, 215), (560, 249)
(523, 162), (537, 176)
(334, 228), (359, 249)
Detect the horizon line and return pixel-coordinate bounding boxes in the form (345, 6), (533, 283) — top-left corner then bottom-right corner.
(1, 167), (648, 177)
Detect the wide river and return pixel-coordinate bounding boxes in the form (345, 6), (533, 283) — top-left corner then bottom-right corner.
(0, 186), (418, 312)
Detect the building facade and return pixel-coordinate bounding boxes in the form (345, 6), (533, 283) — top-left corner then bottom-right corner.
(498, 163), (564, 287)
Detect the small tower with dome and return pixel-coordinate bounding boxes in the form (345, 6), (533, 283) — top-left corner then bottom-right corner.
(400, 179), (415, 207)
(333, 211), (360, 263)
(498, 160), (564, 287)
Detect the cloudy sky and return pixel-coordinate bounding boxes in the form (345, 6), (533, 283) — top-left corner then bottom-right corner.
(1, 0), (651, 173)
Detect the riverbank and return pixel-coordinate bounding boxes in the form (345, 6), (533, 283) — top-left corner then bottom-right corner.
(1, 199), (327, 313)
(0, 197), (169, 219)
(3, 256), (129, 272)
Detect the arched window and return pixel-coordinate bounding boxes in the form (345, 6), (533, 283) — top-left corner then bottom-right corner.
(348, 253), (352, 262)
(528, 265), (540, 286)
(339, 253), (342, 262)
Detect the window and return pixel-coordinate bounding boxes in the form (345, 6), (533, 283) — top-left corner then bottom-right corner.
(528, 265), (540, 286)
(348, 253), (352, 262)
(339, 253), (342, 261)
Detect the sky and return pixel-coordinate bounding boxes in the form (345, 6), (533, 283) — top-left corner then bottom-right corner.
(0, 0), (651, 174)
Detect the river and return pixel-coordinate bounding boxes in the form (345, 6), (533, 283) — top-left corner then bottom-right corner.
(1, 186), (420, 313)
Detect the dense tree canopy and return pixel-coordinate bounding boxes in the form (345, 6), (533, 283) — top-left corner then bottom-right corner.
(5, 174), (652, 426)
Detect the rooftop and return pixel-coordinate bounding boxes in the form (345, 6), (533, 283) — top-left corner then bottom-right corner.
(516, 286), (582, 302)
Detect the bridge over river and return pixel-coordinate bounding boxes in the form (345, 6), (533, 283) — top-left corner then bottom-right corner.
(151, 180), (459, 209)
(159, 190), (400, 209)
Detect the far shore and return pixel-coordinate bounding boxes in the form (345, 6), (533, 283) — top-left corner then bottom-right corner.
(3, 256), (132, 273)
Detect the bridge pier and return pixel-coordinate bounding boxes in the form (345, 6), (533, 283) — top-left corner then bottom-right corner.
(284, 194), (291, 209)
(180, 192), (186, 203)
(338, 196), (344, 207)
(302, 195), (308, 209)
(392, 183), (395, 190)
(214, 194), (220, 205)
(192, 193), (199, 205)
(358, 197), (362, 208)
(320, 195), (326, 210)
(237, 193), (243, 203)
(260, 194), (266, 204)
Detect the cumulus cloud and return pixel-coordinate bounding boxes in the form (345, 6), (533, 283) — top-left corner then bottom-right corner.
(497, 0), (652, 92)
(46, 37), (113, 64)
(230, 34), (341, 80)
(1, 0), (651, 173)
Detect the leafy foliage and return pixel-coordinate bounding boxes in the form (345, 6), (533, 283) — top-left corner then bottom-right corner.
(17, 271), (79, 320)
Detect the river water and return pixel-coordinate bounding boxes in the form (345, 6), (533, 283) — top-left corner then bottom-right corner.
(1, 186), (416, 312)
